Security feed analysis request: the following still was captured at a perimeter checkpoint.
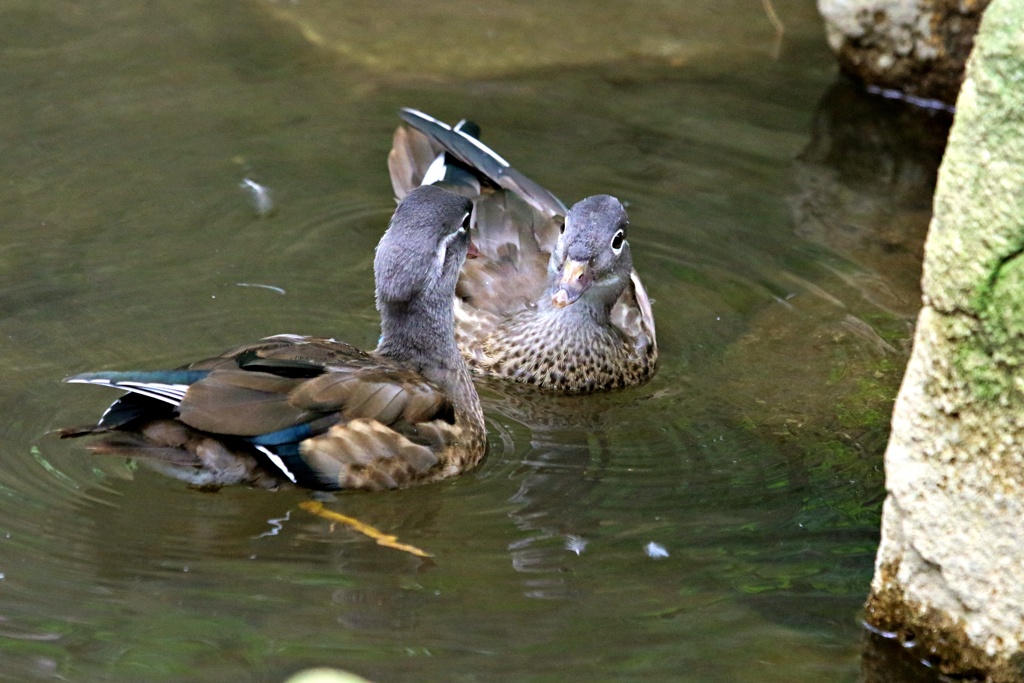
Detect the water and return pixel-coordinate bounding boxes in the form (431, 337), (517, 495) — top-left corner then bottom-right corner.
(0, 1), (951, 681)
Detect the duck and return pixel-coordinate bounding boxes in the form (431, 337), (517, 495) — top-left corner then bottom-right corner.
(59, 185), (486, 492)
(388, 108), (658, 395)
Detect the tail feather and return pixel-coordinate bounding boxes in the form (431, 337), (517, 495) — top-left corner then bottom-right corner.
(398, 108), (567, 218)
(70, 419), (283, 489)
(57, 424), (110, 439)
(98, 393), (164, 429)
(84, 433), (202, 467)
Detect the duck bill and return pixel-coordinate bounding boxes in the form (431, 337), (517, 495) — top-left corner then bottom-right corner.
(466, 239), (481, 259)
(551, 258), (593, 309)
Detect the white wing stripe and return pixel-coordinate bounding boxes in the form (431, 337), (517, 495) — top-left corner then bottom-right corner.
(404, 107), (511, 168)
(255, 446), (297, 483)
(65, 378), (189, 406)
(119, 382), (188, 401)
(421, 154), (448, 186)
(403, 108), (452, 131)
(455, 129), (510, 168)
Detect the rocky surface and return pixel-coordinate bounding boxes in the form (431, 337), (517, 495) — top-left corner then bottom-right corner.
(865, 0), (1024, 679)
(817, 0), (990, 105)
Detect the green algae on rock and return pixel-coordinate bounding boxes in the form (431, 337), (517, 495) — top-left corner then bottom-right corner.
(867, 1), (1024, 679)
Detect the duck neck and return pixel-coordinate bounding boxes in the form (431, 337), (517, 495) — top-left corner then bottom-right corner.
(541, 279), (619, 327)
(376, 298), (481, 419)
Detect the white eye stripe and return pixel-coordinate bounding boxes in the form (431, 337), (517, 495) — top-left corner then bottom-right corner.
(438, 214), (471, 268)
(452, 211), (470, 238)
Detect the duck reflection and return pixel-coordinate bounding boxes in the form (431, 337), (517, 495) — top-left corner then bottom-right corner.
(479, 380), (626, 599)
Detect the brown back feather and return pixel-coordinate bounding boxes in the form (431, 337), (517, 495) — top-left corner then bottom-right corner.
(178, 370), (314, 436)
(289, 366), (452, 424)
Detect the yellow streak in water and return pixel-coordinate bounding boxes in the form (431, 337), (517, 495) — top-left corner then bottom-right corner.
(299, 501), (433, 558)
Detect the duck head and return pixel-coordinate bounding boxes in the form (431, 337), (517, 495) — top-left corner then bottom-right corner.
(375, 184), (474, 310)
(549, 194), (632, 310)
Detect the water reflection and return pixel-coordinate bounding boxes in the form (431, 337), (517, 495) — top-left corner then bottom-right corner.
(792, 77), (950, 319)
(488, 388), (619, 599)
(861, 631), (948, 683)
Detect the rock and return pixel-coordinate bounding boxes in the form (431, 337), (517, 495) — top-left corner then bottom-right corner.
(817, 0), (990, 105)
(865, 1), (1024, 680)
(284, 669), (374, 683)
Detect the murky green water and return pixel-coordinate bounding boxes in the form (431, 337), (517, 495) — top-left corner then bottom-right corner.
(1, 1), (950, 681)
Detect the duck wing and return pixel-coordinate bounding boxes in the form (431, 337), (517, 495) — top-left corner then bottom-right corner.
(62, 335), (459, 490)
(391, 108), (567, 219)
(611, 271), (659, 362)
(389, 110), (564, 320)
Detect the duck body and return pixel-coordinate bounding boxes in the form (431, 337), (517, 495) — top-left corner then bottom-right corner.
(388, 108), (658, 394)
(61, 186), (485, 492)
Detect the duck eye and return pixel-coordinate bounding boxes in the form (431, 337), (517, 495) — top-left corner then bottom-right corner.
(558, 218), (566, 235)
(461, 212), (472, 230)
(610, 230), (625, 253)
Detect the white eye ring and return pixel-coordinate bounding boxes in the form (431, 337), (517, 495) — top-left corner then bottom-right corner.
(610, 229), (626, 254)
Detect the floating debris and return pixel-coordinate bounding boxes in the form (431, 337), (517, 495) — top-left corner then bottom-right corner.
(255, 510), (291, 538)
(300, 501), (432, 558)
(865, 84), (956, 113)
(644, 541), (669, 559)
(240, 177), (274, 217)
(236, 282), (286, 295)
(565, 535), (588, 555)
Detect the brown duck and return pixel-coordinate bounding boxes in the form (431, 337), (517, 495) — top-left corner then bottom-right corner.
(60, 186), (486, 492)
(389, 108), (658, 395)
